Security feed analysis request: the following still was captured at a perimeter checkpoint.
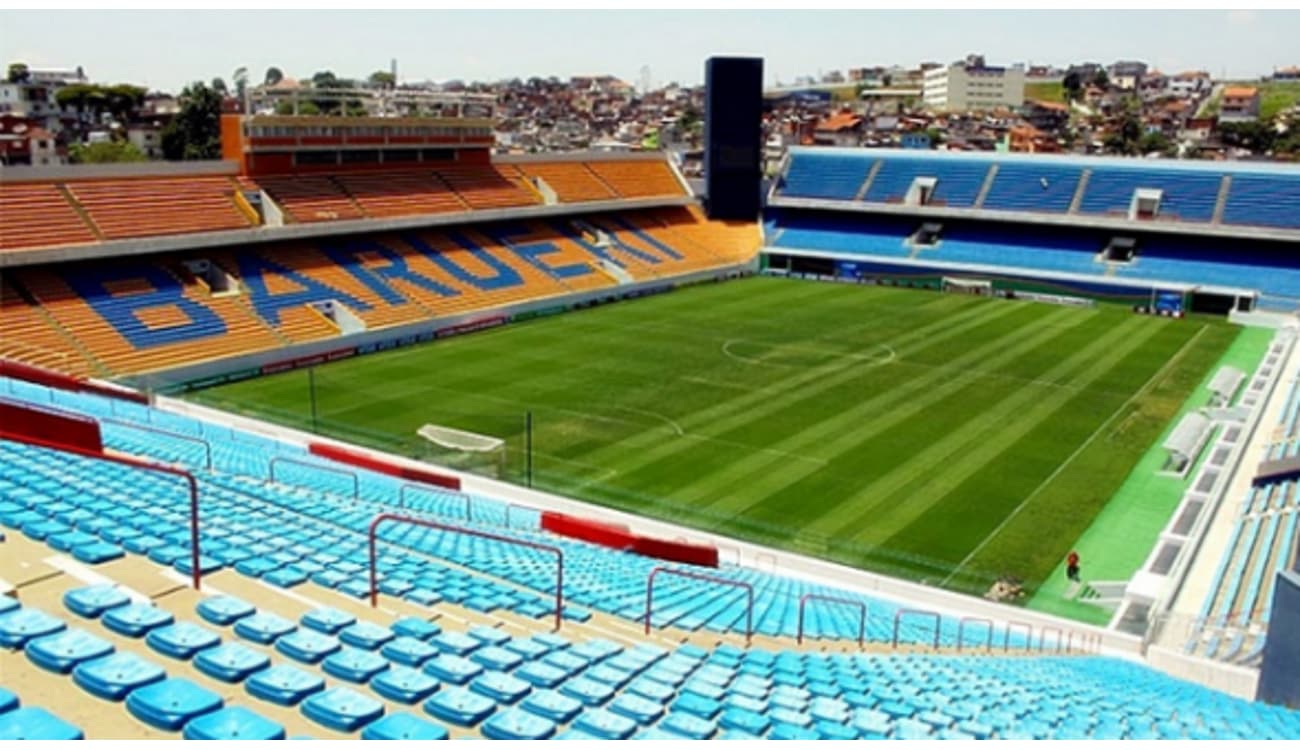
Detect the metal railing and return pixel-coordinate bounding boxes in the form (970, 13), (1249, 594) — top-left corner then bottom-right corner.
(797, 594), (866, 648)
(367, 513), (564, 631)
(892, 608), (941, 649)
(398, 482), (470, 520)
(101, 417), (212, 470)
(3, 432), (203, 590)
(644, 567), (754, 644)
(270, 455), (359, 498)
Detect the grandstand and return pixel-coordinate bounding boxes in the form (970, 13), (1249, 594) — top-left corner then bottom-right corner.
(3, 72), (1300, 740)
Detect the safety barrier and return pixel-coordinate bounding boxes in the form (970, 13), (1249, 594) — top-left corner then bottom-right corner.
(102, 417), (211, 470)
(398, 482), (471, 520)
(797, 593), (866, 648)
(892, 609), (941, 649)
(1004, 620), (1033, 652)
(1039, 626), (1064, 654)
(269, 455), (359, 498)
(367, 513), (564, 631)
(957, 616), (994, 652)
(644, 567), (754, 644)
(1, 431), (202, 590)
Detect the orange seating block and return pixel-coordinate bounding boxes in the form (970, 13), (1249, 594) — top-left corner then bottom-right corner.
(256, 175), (366, 223)
(66, 177), (253, 240)
(0, 182), (97, 251)
(433, 165), (540, 210)
(513, 162), (618, 203)
(334, 171), (466, 218)
(585, 160), (686, 199)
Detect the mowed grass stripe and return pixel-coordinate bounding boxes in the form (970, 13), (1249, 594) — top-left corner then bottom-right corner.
(650, 305), (1090, 513)
(827, 315), (1162, 545)
(701, 307), (1117, 529)
(571, 295), (1028, 474)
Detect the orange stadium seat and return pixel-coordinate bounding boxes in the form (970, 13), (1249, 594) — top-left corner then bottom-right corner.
(66, 177), (254, 240)
(585, 160), (686, 199)
(513, 162), (619, 203)
(333, 170), (466, 218)
(254, 175), (366, 223)
(0, 182), (98, 251)
(0, 277), (99, 377)
(433, 165), (540, 210)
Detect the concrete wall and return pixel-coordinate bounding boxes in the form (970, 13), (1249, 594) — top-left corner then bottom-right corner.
(1147, 645), (1261, 700)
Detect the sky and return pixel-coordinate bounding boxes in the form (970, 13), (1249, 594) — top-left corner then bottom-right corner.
(1, 9), (1298, 93)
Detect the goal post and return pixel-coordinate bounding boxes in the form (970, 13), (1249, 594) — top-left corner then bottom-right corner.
(942, 276), (993, 296)
(417, 423), (509, 479)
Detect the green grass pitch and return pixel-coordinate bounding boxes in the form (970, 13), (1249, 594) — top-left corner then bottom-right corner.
(192, 275), (1241, 597)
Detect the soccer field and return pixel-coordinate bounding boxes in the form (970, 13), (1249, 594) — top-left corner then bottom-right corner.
(192, 275), (1242, 596)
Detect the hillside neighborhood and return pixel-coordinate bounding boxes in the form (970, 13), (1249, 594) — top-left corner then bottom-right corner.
(2, 56), (1298, 171)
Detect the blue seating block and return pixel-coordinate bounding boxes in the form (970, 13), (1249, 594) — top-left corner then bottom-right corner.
(26, 628), (114, 673)
(423, 686), (496, 727)
(482, 706), (558, 740)
(194, 642), (270, 683)
(146, 621), (221, 660)
(361, 712), (450, 740)
(0, 608), (66, 648)
(0, 707), (85, 740)
(127, 677), (224, 731)
(301, 686), (385, 732)
(183, 706), (286, 740)
(245, 664), (325, 707)
(233, 612), (296, 644)
(370, 666), (440, 704)
(73, 652), (166, 701)
(195, 595), (255, 626)
(102, 603), (173, 638)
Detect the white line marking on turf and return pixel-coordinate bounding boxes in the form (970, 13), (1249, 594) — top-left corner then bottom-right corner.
(942, 324), (1209, 586)
(722, 338), (896, 368)
(43, 555), (151, 604)
(607, 406), (685, 436)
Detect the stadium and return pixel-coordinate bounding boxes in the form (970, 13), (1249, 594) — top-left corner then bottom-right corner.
(0, 53), (1298, 741)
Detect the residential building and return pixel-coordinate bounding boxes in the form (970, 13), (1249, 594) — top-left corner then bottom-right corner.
(1168, 71), (1211, 99)
(922, 55), (1026, 112)
(1272, 66), (1300, 82)
(813, 110), (863, 147)
(1108, 60), (1148, 91)
(1219, 86), (1261, 122)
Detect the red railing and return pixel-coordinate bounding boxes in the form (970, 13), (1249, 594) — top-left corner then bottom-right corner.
(892, 609), (941, 649)
(2, 432), (203, 590)
(367, 513), (564, 631)
(269, 456), (359, 498)
(398, 482), (471, 520)
(957, 616), (994, 652)
(1004, 620), (1033, 652)
(797, 594), (866, 648)
(101, 417), (212, 470)
(644, 567), (753, 644)
(1039, 625), (1063, 653)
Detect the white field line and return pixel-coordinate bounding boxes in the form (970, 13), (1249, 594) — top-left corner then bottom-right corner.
(942, 323), (1210, 586)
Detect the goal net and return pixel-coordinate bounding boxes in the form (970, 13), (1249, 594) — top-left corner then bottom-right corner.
(942, 277), (993, 296)
(417, 423), (508, 478)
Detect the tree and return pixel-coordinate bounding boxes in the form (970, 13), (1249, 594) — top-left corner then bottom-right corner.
(1137, 130), (1174, 156)
(211, 77), (228, 95)
(1103, 112), (1144, 155)
(7, 61), (29, 83)
(368, 70), (395, 89)
(160, 81), (222, 160)
(1092, 69), (1110, 90)
(1062, 72), (1082, 102)
(104, 84), (145, 123)
(1218, 120), (1277, 155)
(263, 67), (284, 87)
(231, 67), (248, 104)
(69, 140), (147, 164)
